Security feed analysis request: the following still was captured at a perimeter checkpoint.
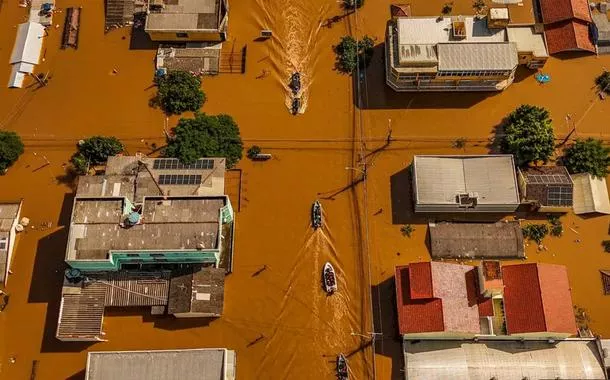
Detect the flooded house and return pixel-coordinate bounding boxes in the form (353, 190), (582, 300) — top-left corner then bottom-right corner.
(0, 200), (23, 286)
(572, 173), (610, 215)
(412, 155), (520, 213)
(85, 348), (236, 380)
(517, 166), (574, 212)
(539, 0), (596, 54)
(385, 8), (548, 91)
(56, 156), (235, 341)
(592, 2), (610, 54)
(146, 0), (229, 75)
(396, 261), (605, 379)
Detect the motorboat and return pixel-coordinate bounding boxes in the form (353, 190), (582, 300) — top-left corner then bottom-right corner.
(311, 200), (322, 229)
(323, 262), (338, 294)
(289, 72), (301, 95)
(291, 97), (301, 115)
(336, 354), (348, 379)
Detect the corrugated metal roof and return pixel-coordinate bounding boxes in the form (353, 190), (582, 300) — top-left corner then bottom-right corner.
(437, 42), (518, 71)
(86, 348), (234, 380)
(403, 340), (606, 380)
(9, 22), (45, 65)
(572, 173), (610, 214)
(414, 155), (519, 205)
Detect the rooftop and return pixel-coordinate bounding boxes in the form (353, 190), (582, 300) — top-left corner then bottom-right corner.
(66, 156), (228, 261)
(428, 221), (525, 259)
(502, 263), (577, 335)
(413, 155), (519, 206)
(544, 19), (596, 54)
(506, 26), (549, 58)
(572, 173), (610, 214)
(86, 348), (236, 380)
(402, 340), (606, 380)
(592, 10), (610, 44)
(436, 42), (518, 71)
(395, 262), (485, 335)
(539, 0), (591, 24)
(145, 0), (222, 31)
(520, 166), (573, 207)
(168, 266), (225, 316)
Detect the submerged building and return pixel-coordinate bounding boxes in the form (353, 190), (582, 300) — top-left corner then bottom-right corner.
(56, 156), (235, 341)
(86, 348), (236, 380)
(0, 200), (23, 285)
(385, 9), (548, 91)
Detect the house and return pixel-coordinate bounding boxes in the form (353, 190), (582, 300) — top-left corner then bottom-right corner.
(412, 155), (520, 213)
(0, 201), (23, 285)
(144, 0), (228, 42)
(56, 156), (235, 341)
(592, 3), (610, 54)
(394, 262), (491, 338)
(572, 173), (610, 214)
(428, 221), (525, 259)
(517, 166), (574, 212)
(539, 0), (595, 54)
(402, 339), (607, 380)
(385, 8), (548, 92)
(396, 261), (577, 339)
(85, 348), (236, 380)
(502, 263), (578, 337)
(8, 22), (45, 88)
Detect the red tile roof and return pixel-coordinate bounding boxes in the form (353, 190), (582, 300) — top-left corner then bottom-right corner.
(395, 262), (489, 335)
(539, 0), (591, 24)
(395, 266), (444, 334)
(545, 20), (596, 54)
(502, 263), (577, 335)
(408, 262), (434, 299)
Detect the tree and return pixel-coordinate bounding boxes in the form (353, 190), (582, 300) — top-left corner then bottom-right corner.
(563, 138), (610, 178)
(335, 35), (375, 74)
(595, 71), (610, 94)
(155, 71), (205, 115)
(343, 0), (363, 10)
(71, 136), (124, 174)
(441, 2), (453, 15)
(501, 105), (555, 166)
(0, 131), (24, 174)
(165, 113), (243, 168)
(247, 145), (261, 159)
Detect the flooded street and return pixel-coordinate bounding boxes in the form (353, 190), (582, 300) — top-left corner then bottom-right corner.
(0, 0), (609, 379)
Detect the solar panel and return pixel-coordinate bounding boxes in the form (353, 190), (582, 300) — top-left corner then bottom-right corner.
(152, 158), (214, 170)
(158, 174), (202, 185)
(546, 185), (573, 206)
(527, 174), (571, 185)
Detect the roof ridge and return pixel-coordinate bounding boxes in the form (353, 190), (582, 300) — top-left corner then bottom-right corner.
(535, 263), (549, 330)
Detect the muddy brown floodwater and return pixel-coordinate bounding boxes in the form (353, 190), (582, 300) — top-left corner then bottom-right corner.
(0, 0), (610, 378)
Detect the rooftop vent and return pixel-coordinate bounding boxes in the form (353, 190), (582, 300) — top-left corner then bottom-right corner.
(457, 192), (478, 207)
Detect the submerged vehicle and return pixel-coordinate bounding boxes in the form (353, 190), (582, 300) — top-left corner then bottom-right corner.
(289, 72), (301, 95)
(336, 354), (348, 379)
(323, 262), (337, 294)
(311, 200), (322, 229)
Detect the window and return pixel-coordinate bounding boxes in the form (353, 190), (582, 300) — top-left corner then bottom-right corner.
(150, 253), (165, 257)
(126, 253), (140, 257)
(176, 32), (188, 38)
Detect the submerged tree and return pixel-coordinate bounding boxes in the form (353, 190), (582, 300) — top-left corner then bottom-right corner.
(335, 35), (375, 74)
(71, 136), (124, 174)
(595, 71), (610, 94)
(563, 138), (610, 178)
(0, 131), (24, 174)
(501, 105), (555, 167)
(165, 113), (243, 168)
(155, 71), (206, 115)
(343, 0), (364, 10)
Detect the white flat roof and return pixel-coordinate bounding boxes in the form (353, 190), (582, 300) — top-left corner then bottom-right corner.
(437, 42), (518, 71)
(413, 155), (519, 205)
(403, 340), (606, 380)
(572, 173), (610, 214)
(86, 349), (235, 380)
(10, 22), (45, 65)
(507, 26), (549, 57)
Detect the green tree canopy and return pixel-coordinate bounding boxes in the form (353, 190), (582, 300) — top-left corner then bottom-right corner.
(0, 131), (24, 174)
(501, 105), (555, 166)
(71, 136), (124, 174)
(595, 71), (610, 94)
(165, 113), (243, 168)
(563, 138), (610, 178)
(156, 71), (206, 115)
(335, 35), (375, 74)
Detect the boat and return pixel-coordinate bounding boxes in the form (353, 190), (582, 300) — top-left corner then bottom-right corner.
(323, 262), (337, 294)
(289, 72), (301, 95)
(336, 354), (348, 379)
(291, 97), (301, 115)
(311, 200), (322, 229)
(535, 73), (550, 84)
